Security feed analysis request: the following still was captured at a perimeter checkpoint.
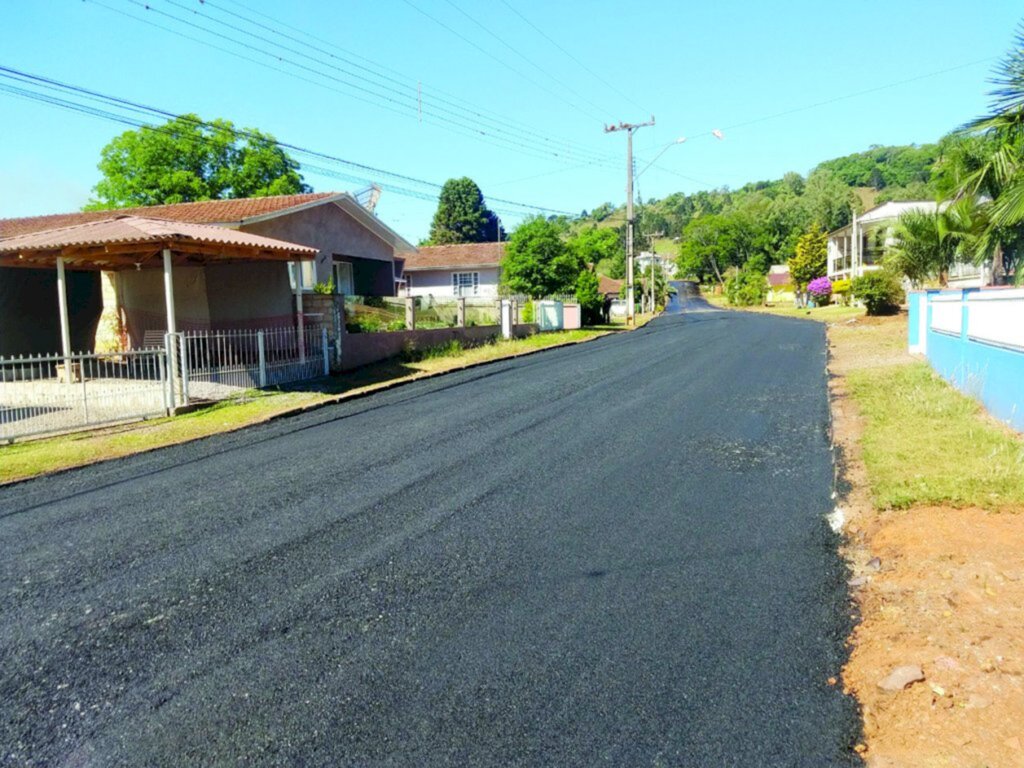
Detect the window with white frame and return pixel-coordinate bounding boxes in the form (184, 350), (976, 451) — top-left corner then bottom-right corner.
(452, 271), (479, 296)
(287, 260), (318, 291)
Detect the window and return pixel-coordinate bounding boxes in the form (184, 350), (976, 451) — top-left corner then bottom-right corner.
(452, 271), (479, 296)
(333, 261), (354, 295)
(288, 261), (317, 291)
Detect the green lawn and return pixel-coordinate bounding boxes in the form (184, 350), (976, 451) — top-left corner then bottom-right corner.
(0, 328), (612, 485)
(704, 293), (866, 323)
(846, 355), (1024, 510)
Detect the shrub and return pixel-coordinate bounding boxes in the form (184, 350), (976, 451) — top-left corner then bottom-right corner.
(807, 276), (832, 304)
(725, 267), (768, 306)
(312, 277), (335, 295)
(521, 300), (535, 324)
(831, 278), (851, 296)
(852, 271), (903, 315)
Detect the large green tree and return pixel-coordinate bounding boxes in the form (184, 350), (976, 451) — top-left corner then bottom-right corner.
(501, 216), (581, 297)
(676, 214), (738, 284)
(567, 226), (624, 277)
(426, 177), (502, 244)
(88, 114), (309, 209)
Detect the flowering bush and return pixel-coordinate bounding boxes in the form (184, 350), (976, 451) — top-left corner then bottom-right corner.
(807, 276), (832, 304)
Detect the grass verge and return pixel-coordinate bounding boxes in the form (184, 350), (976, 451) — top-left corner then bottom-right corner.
(705, 293), (866, 323)
(847, 359), (1024, 510)
(0, 328), (612, 485)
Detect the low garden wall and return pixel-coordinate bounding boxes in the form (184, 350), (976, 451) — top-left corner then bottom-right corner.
(908, 287), (1024, 431)
(339, 323), (539, 371)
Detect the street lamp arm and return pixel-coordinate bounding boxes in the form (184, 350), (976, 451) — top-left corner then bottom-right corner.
(636, 137), (686, 179)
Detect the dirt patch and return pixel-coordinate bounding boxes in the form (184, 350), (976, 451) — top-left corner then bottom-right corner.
(829, 315), (1024, 767)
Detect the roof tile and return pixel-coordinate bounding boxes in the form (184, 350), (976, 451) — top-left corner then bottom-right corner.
(0, 193), (336, 238)
(404, 242), (505, 270)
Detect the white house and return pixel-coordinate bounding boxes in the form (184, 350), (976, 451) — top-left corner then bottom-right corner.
(826, 200), (991, 287)
(635, 251), (677, 278)
(402, 242), (505, 298)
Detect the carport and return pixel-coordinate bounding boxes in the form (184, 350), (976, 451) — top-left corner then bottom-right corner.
(0, 214), (318, 367)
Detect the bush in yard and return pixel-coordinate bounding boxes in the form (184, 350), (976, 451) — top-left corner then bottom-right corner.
(574, 270), (605, 325)
(807, 276), (832, 305)
(852, 271), (904, 315)
(724, 259), (769, 306)
(831, 278), (851, 304)
(521, 300), (535, 324)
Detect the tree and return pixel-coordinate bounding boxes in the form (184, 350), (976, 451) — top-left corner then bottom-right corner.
(947, 25), (1024, 280)
(426, 177), (502, 245)
(501, 216), (581, 297)
(788, 227), (828, 288)
(676, 213), (743, 285)
(884, 208), (963, 287)
(574, 269), (603, 324)
(88, 114), (309, 209)
(567, 226), (624, 278)
(802, 169), (857, 231)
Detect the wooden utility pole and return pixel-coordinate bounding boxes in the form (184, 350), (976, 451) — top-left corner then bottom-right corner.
(605, 117), (654, 324)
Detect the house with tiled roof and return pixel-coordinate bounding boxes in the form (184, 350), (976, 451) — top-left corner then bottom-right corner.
(0, 192), (414, 355)
(402, 241), (505, 298)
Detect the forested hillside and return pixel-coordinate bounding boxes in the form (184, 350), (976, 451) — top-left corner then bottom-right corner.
(573, 141), (944, 282)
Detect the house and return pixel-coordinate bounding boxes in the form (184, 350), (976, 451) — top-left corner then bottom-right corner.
(766, 264), (794, 304)
(826, 200), (991, 287)
(0, 192), (415, 355)
(598, 275), (626, 320)
(402, 242), (505, 298)
(635, 251), (677, 278)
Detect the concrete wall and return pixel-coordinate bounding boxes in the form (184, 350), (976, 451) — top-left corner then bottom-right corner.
(406, 267), (501, 298)
(340, 323), (538, 371)
(242, 202), (394, 287)
(0, 267), (102, 356)
(118, 261), (298, 346)
(118, 266), (210, 345)
(909, 288), (1024, 431)
(205, 261), (294, 328)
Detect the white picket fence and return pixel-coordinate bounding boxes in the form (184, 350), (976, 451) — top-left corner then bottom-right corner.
(0, 325), (328, 442)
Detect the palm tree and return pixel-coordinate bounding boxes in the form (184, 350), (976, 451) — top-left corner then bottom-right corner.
(948, 23), (1024, 280)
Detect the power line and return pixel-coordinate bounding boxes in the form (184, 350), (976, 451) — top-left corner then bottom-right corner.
(0, 65), (575, 217)
(437, 0), (614, 118)
(161, 0), (615, 166)
(496, 0), (649, 115)
(84, 0), (618, 169)
(397, 0), (607, 124)
(208, 0), (612, 160)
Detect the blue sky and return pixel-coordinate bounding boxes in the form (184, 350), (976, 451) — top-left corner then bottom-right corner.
(1, 1), (1020, 242)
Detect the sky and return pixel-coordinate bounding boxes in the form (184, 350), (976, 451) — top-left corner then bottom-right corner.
(0, 0), (1020, 243)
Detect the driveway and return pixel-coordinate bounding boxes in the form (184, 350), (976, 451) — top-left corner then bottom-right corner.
(0, 304), (859, 766)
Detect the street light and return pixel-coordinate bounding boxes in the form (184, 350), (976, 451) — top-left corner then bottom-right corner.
(636, 136), (686, 179)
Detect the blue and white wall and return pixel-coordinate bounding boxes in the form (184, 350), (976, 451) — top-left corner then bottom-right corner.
(909, 288), (1024, 431)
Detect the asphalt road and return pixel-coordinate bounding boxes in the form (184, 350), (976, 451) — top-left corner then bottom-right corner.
(1, 294), (860, 766)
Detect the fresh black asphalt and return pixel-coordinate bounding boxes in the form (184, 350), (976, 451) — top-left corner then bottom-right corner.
(0, 288), (860, 766)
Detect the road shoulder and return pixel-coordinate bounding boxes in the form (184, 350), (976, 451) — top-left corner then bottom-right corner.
(829, 315), (1024, 766)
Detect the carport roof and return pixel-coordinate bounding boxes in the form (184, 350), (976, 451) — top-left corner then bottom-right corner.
(0, 215), (317, 270)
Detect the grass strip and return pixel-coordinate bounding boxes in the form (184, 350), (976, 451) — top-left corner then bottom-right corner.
(847, 361), (1024, 510)
(0, 328), (612, 485)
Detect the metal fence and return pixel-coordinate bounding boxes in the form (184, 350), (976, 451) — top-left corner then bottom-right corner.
(0, 325), (328, 442)
(177, 325), (328, 402)
(0, 348), (169, 441)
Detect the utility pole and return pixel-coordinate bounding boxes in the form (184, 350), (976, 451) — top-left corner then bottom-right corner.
(605, 116), (654, 325)
(648, 230), (665, 313)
